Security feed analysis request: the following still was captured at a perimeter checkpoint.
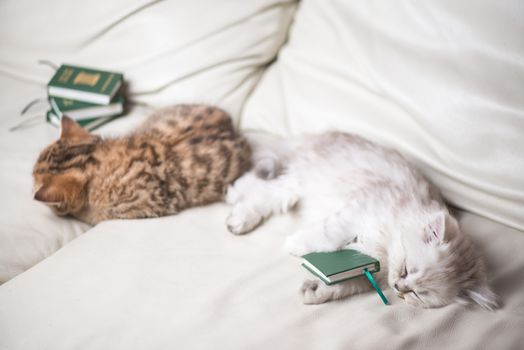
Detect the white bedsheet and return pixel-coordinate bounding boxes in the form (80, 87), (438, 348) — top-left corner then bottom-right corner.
(0, 204), (523, 349)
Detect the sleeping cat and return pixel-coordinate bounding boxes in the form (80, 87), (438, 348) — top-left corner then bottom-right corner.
(226, 131), (498, 310)
(33, 104), (251, 224)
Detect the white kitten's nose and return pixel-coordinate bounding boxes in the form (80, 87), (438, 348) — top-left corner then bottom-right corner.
(394, 280), (410, 293)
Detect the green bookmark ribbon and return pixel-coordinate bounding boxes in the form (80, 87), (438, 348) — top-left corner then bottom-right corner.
(363, 268), (389, 305)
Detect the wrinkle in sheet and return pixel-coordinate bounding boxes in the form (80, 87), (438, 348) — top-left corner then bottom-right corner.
(79, 0), (166, 49)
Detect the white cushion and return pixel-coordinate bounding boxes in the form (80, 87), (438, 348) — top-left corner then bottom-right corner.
(241, 0), (524, 230)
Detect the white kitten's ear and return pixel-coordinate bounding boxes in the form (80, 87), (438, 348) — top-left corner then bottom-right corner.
(424, 211), (446, 245)
(461, 285), (500, 311)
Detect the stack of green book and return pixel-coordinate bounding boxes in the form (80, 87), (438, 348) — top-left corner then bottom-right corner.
(46, 64), (125, 131)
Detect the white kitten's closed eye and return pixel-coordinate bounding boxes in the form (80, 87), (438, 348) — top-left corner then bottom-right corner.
(409, 267), (419, 274)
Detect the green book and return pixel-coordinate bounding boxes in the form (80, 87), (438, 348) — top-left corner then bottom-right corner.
(49, 94), (124, 121)
(47, 64), (123, 105)
(302, 249), (380, 285)
(46, 110), (121, 131)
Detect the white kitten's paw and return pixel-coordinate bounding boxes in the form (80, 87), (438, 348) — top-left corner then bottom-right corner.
(226, 213), (258, 235)
(280, 193), (299, 213)
(284, 233), (312, 256)
(226, 207), (261, 235)
(300, 280), (333, 305)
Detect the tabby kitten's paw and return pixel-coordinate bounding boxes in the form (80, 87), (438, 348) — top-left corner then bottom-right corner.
(226, 206), (262, 235)
(301, 280), (333, 305)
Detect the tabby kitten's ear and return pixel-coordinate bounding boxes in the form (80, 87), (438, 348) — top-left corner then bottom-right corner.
(60, 116), (91, 141)
(34, 174), (86, 214)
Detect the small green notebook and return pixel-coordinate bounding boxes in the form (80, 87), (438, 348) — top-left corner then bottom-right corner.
(302, 249), (380, 285)
(48, 64), (123, 105)
(302, 249), (388, 305)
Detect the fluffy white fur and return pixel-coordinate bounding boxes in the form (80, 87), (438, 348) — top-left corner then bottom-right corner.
(226, 131), (498, 310)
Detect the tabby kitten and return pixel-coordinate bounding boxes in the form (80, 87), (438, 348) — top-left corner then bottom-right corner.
(226, 131), (498, 310)
(33, 104), (251, 224)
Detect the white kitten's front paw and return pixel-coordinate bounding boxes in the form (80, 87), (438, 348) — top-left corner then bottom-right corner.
(226, 214), (256, 235)
(226, 207), (261, 235)
(284, 234), (312, 256)
(300, 280), (332, 305)
(280, 193), (299, 213)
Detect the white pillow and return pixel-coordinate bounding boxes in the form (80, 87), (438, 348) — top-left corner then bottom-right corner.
(241, 0), (524, 230)
(0, 0), (296, 119)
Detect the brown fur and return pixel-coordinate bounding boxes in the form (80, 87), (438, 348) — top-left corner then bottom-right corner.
(33, 104), (251, 224)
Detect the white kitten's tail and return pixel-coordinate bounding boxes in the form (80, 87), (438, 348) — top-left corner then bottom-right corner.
(248, 134), (296, 180)
(253, 150), (282, 180)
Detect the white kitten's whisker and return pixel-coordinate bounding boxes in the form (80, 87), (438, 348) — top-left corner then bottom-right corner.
(410, 290), (422, 301)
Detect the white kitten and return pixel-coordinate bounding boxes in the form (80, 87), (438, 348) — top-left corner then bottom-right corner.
(226, 131), (498, 310)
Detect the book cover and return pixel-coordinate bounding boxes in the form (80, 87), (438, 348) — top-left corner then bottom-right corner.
(49, 94), (124, 120)
(302, 249), (380, 285)
(46, 111), (121, 131)
(47, 64), (123, 105)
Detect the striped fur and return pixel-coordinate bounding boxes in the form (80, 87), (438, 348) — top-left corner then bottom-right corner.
(33, 104), (251, 224)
